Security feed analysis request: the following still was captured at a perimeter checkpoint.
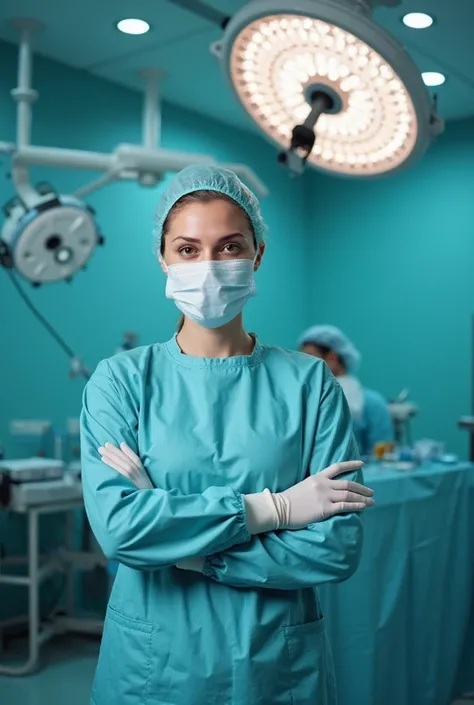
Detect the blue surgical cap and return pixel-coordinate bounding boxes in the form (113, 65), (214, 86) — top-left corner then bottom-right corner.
(298, 325), (361, 373)
(153, 165), (267, 253)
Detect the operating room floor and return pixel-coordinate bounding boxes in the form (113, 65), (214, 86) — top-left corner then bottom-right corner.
(0, 635), (99, 705)
(0, 635), (472, 705)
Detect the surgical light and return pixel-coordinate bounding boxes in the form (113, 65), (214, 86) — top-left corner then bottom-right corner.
(402, 13), (433, 29)
(117, 19), (150, 35)
(422, 71), (445, 87)
(1, 190), (103, 285)
(213, 0), (443, 177)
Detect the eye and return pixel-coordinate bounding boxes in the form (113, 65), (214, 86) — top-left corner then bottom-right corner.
(179, 246), (196, 257)
(222, 243), (242, 254)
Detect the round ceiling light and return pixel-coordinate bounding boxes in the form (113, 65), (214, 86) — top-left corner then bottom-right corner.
(215, 0), (439, 177)
(422, 71), (445, 87)
(402, 13), (434, 29)
(117, 18), (150, 35)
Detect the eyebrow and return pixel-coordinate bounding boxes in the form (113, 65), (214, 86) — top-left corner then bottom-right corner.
(171, 233), (246, 245)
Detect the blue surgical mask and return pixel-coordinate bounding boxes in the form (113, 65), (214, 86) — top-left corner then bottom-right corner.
(164, 259), (257, 329)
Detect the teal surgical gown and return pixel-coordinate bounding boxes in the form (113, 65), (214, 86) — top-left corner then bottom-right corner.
(353, 388), (394, 456)
(80, 336), (363, 705)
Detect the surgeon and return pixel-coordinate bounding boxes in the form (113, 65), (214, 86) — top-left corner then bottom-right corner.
(80, 166), (374, 705)
(298, 325), (394, 456)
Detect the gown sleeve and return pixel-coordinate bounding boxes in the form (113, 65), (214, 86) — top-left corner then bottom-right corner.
(80, 360), (250, 571)
(202, 366), (364, 590)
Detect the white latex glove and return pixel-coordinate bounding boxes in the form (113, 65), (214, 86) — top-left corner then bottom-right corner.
(175, 557), (205, 573)
(244, 460), (373, 533)
(98, 442), (154, 490)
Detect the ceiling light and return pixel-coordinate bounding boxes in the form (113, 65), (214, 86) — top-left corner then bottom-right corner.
(422, 71), (445, 87)
(214, 0), (442, 177)
(117, 19), (150, 35)
(402, 13), (434, 29)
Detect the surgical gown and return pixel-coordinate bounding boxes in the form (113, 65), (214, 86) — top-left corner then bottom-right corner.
(353, 388), (394, 456)
(80, 336), (363, 705)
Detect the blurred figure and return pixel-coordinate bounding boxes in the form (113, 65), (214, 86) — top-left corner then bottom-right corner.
(299, 325), (394, 456)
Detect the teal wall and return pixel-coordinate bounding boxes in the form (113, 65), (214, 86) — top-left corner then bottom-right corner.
(1, 38), (472, 465)
(308, 120), (474, 457)
(0, 39), (311, 453)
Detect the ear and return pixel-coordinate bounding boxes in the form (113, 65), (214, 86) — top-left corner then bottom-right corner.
(253, 242), (265, 272)
(158, 255), (168, 275)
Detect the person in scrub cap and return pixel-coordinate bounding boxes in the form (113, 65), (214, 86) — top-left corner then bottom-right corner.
(80, 165), (374, 705)
(298, 325), (394, 456)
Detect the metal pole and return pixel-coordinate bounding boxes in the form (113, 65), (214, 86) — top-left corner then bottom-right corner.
(141, 69), (163, 150)
(303, 93), (333, 130)
(10, 20), (41, 149)
(28, 509), (39, 673)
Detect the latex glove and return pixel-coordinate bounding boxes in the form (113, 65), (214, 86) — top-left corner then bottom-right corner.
(175, 557), (205, 573)
(244, 460), (373, 533)
(98, 442), (154, 490)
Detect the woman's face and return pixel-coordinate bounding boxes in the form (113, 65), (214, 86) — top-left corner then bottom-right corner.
(161, 199), (265, 269)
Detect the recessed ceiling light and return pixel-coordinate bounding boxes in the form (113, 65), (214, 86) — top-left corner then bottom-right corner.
(402, 12), (434, 29)
(422, 71), (445, 87)
(117, 18), (150, 35)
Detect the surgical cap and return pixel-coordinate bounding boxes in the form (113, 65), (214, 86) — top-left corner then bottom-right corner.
(298, 325), (361, 373)
(153, 165), (267, 253)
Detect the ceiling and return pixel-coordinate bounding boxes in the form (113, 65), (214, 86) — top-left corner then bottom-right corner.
(0, 0), (473, 136)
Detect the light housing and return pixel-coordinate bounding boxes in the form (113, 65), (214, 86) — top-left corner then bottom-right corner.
(214, 0), (440, 177)
(117, 19), (150, 35)
(1, 192), (102, 285)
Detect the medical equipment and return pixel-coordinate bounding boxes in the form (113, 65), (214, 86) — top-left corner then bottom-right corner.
(0, 457), (63, 485)
(8, 419), (54, 458)
(116, 332), (139, 354)
(0, 469), (106, 676)
(0, 19), (268, 286)
(169, 0), (444, 178)
(458, 314), (474, 460)
(459, 417), (474, 461)
(388, 389), (418, 446)
(1, 189), (104, 286)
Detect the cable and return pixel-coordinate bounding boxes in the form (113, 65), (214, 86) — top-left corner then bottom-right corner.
(5, 269), (86, 369)
(166, 0), (230, 29)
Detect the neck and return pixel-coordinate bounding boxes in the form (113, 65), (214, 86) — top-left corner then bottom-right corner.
(176, 315), (254, 358)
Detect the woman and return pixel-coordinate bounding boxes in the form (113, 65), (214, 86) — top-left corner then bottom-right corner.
(80, 165), (374, 705)
(298, 325), (394, 456)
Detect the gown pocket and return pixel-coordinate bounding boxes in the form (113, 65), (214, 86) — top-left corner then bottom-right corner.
(92, 606), (155, 705)
(283, 618), (337, 705)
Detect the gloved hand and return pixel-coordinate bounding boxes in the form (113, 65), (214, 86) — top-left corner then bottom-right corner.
(244, 460), (373, 534)
(98, 442), (154, 490)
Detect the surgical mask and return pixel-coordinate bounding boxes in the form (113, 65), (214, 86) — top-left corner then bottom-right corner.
(338, 375), (364, 421)
(164, 259), (256, 329)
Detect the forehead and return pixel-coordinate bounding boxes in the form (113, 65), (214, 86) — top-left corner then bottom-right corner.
(166, 199), (252, 242)
(302, 342), (325, 356)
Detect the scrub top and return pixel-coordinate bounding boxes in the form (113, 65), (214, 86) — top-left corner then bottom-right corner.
(80, 336), (363, 705)
(353, 388), (394, 456)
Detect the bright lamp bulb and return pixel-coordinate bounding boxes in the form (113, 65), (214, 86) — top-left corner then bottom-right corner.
(422, 71), (445, 87)
(117, 19), (150, 35)
(216, 1), (436, 177)
(402, 13), (434, 30)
